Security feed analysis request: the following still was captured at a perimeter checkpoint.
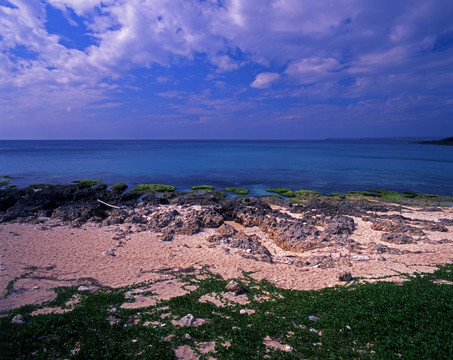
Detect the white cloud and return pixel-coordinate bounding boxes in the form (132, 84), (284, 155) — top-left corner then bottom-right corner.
(285, 57), (343, 84)
(250, 72), (280, 89)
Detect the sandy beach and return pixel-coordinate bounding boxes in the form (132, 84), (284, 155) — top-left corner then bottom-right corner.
(2, 201), (452, 312)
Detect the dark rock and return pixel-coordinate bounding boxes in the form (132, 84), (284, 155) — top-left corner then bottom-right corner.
(423, 223), (448, 232)
(216, 223), (237, 237)
(338, 272), (353, 281)
(326, 215), (355, 235)
(381, 232), (414, 244)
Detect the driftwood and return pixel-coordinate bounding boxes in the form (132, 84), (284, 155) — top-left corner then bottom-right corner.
(97, 199), (121, 209)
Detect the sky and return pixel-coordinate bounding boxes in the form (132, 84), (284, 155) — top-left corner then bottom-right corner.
(0, 0), (452, 139)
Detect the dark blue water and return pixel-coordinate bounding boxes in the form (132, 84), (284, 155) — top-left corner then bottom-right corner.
(1, 140), (452, 196)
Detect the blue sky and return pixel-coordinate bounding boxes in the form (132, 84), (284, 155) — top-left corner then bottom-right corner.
(0, 0), (452, 139)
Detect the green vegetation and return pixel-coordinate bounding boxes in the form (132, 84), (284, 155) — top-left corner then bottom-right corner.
(266, 188), (291, 195)
(72, 180), (102, 188)
(111, 183), (128, 192)
(191, 185), (214, 191)
(0, 180), (10, 188)
(130, 184), (176, 194)
(224, 187), (249, 195)
(266, 188), (321, 198)
(2, 264), (453, 359)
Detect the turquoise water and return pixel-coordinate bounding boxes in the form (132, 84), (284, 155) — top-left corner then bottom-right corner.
(1, 140), (452, 196)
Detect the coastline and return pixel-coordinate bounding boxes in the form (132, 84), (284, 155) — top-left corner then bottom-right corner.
(1, 184), (453, 358)
(1, 184), (452, 311)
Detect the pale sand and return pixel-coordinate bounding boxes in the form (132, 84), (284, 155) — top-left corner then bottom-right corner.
(1, 204), (452, 311)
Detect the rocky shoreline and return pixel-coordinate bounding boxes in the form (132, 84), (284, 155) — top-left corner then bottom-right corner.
(1, 183), (452, 269)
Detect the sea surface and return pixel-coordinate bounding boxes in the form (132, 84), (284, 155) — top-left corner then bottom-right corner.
(1, 140), (453, 196)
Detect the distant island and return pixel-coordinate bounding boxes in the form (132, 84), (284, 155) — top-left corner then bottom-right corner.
(415, 137), (453, 146)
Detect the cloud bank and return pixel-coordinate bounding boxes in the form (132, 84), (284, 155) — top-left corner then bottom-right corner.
(0, 0), (452, 138)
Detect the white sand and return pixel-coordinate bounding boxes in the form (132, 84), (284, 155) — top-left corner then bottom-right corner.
(1, 205), (452, 311)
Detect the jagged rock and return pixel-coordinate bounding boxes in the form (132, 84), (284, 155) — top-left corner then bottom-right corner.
(326, 216), (355, 235)
(216, 223), (237, 237)
(208, 230), (273, 263)
(225, 280), (244, 295)
(370, 219), (425, 236)
(11, 314), (25, 325)
(381, 232), (414, 244)
(194, 208), (224, 228)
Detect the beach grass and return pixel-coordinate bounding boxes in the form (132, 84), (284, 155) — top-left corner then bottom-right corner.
(2, 264), (452, 359)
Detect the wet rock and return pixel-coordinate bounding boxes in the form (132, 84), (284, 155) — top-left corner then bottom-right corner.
(11, 314), (25, 325)
(381, 232), (414, 244)
(225, 280), (244, 295)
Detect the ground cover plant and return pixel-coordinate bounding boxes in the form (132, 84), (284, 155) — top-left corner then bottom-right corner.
(2, 264), (452, 359)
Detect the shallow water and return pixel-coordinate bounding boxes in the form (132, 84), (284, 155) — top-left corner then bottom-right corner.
(1, 140), (452, 196)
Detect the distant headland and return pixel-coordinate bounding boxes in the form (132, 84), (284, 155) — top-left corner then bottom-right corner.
(414, 137), (453, 146)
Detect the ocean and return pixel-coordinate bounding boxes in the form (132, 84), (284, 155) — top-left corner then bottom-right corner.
(1, 140), (453, 196)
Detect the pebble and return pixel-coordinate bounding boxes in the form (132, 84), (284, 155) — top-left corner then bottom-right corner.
(103, 249), (116, 256)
